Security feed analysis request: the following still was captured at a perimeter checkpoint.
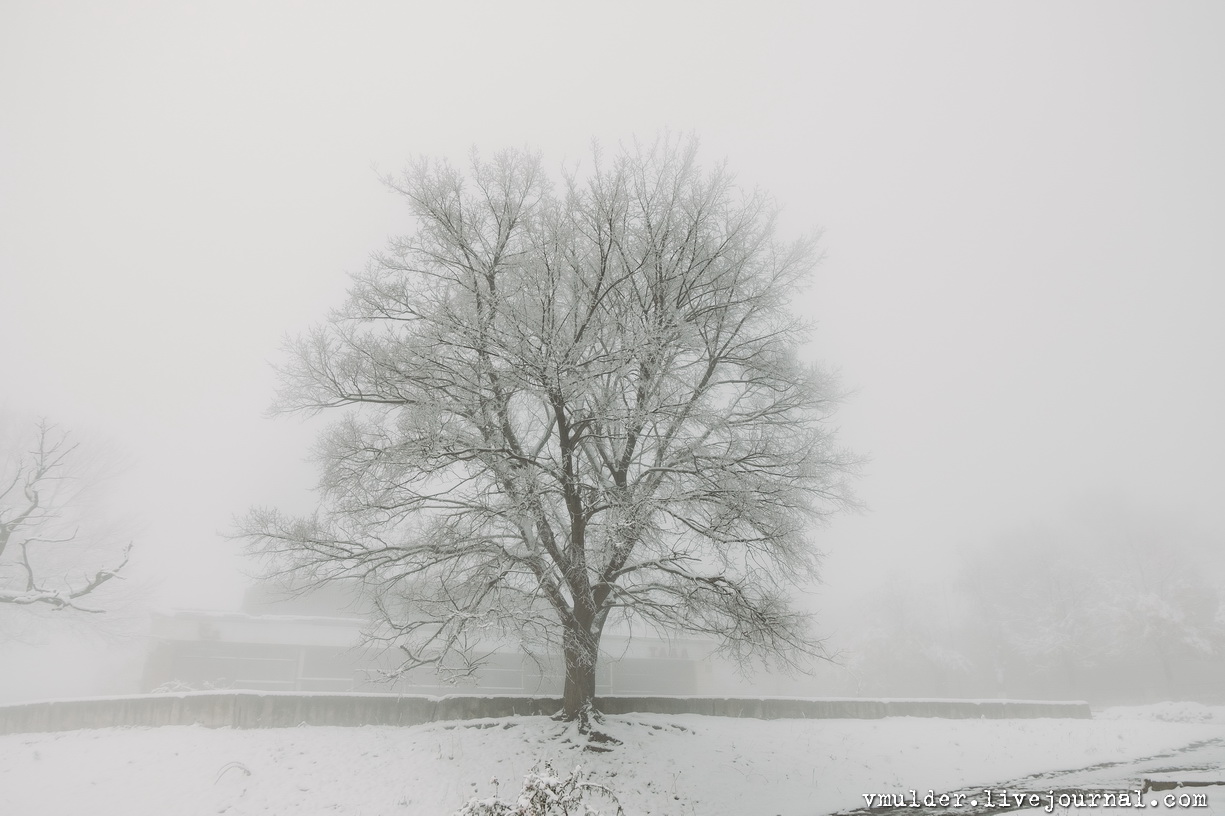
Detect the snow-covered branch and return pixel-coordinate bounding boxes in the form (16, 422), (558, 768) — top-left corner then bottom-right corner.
(0, 421), (133, 615)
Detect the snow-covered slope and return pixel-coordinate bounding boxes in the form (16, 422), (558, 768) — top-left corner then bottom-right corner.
(1, 705), (1220, 816)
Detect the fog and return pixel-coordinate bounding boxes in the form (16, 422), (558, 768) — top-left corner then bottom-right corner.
(2, 2), (1223, 704)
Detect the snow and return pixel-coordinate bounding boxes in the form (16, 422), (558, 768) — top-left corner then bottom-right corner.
(0, 705), (1221, 816)
(1094, 701), (1225, 725)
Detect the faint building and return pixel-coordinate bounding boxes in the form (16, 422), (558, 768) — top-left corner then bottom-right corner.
(142, 582), (742, 696)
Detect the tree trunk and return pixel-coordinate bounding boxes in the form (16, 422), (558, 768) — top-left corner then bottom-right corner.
(561, 623), (599, 726)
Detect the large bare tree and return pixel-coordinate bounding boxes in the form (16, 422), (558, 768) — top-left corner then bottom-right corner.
(243, 137), (859, 730)
(0, 421), (131, 613)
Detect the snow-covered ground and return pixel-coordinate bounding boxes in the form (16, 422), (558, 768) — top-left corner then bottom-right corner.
(0, 704), (1221, 816)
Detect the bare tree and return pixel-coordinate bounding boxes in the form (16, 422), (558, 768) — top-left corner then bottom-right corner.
(0, 421), (131, 613)
(242, 137), (859, 731)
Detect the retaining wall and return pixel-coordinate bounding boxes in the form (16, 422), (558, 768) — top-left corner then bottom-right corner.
(0, 692), (1091, 736)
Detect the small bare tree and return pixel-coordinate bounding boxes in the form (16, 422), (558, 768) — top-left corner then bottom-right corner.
(242, 137), (859, 731)
(0, 421), (131, 613)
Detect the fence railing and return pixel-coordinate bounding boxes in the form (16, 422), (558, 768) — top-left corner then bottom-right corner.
(0, 692), (1091, 735)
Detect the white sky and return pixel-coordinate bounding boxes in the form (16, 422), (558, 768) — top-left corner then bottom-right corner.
(2, 1), (1223, 614)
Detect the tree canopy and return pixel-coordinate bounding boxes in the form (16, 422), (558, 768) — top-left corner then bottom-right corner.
(243, 137), (859, 727)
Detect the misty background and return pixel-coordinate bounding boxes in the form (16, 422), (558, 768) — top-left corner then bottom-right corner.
(2, 2), (1223, 703)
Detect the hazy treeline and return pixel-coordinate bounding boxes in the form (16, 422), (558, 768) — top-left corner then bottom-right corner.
(834, 503), (1225, 704)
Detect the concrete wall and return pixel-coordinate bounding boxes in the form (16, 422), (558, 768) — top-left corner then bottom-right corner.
(0, 692), (1090, 735)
